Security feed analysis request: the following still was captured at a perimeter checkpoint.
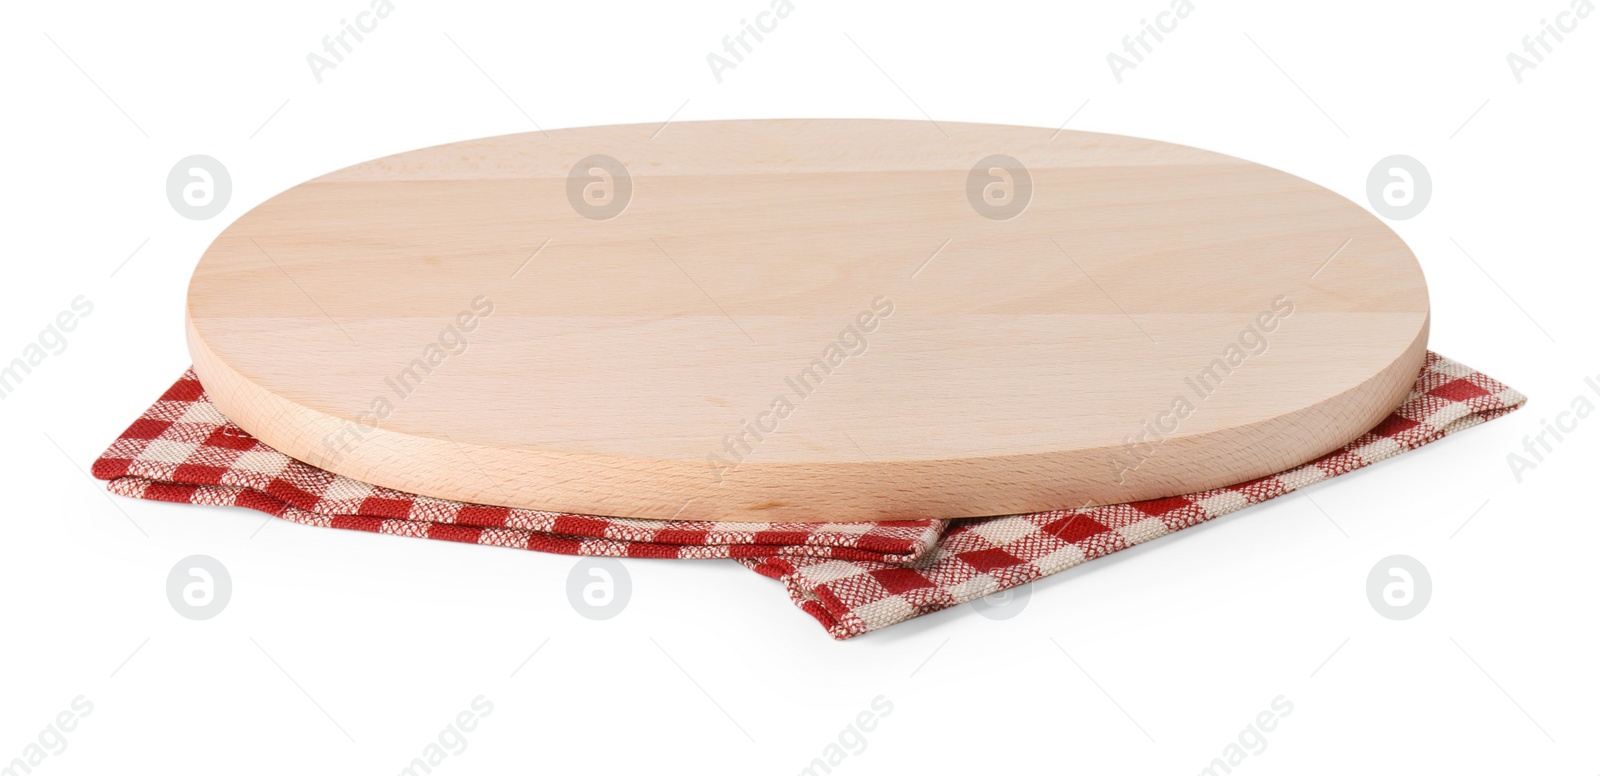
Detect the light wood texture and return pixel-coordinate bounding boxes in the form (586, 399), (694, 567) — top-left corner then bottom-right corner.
(187, 120), (1429, 523)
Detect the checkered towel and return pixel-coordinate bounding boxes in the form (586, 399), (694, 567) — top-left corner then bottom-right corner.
(94, 352), (1523, 639)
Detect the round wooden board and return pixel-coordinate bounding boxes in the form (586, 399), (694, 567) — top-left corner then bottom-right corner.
(188, 119), (1429, 523)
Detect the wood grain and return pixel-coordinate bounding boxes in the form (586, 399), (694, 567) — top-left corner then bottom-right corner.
(187, 120), (1429, 522)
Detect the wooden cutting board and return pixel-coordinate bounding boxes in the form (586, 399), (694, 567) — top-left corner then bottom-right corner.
(187, 119), (1429, 523)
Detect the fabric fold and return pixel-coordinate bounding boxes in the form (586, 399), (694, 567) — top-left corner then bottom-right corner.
(93, 352), (1523, 639)
(91, 369), (943, 564)
(737, 352), (1526, 637)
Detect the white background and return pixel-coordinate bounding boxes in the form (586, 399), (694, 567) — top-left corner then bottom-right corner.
(2, 0), (1596, 773)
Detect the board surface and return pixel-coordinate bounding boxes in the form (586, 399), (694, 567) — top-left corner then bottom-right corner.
(187, 120), (1429, 522)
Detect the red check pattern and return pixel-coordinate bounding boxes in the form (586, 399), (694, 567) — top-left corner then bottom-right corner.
(741, 352), (1525, 638)
(91, 369), (942, 563)
(93, 352), (1522, 639)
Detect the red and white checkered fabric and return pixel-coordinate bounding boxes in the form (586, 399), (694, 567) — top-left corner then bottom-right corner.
(741, 352), (1526, 637)
(91, 369), (942, 563)
(93, 352), (1522, 639)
